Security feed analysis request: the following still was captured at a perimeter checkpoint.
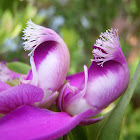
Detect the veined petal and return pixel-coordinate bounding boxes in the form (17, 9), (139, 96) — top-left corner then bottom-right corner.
(0, 105), (93, 140)
(0, 81), (10, 92)
(0, 62), (22, 82)
(0, 84), (44, 114)
(23, 20), (70, 93)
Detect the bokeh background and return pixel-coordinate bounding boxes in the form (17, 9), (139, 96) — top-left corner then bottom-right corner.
(0, 0), (140, 139)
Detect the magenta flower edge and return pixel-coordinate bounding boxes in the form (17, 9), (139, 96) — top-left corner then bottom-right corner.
(0, 105), (93, 140)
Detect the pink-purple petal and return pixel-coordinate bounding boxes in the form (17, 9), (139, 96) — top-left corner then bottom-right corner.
(58, 29), (130, 117)
(57, 81), (69, 111)
(23, 20), (70, 93)
(0, 105), (93, 140)
(38, 91), (58, 108)
(79, 116), (103, 126)
(64, 71), (85, 100)
(33, 41), (70, 92)
(0, 84), (44, 114)
(0, 81), (10, 92)
(25, 69), (32, 80)
(66, 71), (84, 88)
(85, 61), (129, 109)
(0, 62), (22, 82)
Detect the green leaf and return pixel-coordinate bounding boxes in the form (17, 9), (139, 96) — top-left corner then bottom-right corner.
(7, 62), (31, 74)
(90, 61), (140, 140)
(68, 126), (88, 140)
(1, 10), (13, 32)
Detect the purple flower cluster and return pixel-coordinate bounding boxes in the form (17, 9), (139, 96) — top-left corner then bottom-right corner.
(0, 20), (129, 139)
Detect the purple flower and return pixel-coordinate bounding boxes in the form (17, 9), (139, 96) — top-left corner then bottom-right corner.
(21, 20), (70, 106)
(0, 21), (130, 139)
(57, 29), (130, 123)
(0, 21), (93, 139)
(0, 82), (93, 139)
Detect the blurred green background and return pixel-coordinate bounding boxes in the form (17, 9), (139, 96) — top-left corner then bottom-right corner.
(0, 0), (140, 139)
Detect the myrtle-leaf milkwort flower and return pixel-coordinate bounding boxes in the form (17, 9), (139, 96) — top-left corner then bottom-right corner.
(22, 19), (70, 107)
(0, 20), (130, 139)
(58, 28), (130, 123)
(0, 21), (93, 139)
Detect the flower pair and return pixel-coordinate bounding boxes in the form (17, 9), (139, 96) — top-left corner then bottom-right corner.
(0, 20), (129, 139)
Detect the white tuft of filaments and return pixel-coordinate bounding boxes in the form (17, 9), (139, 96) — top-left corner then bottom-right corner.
(22, 19), (46, 56)
(91, 28), (120, 67)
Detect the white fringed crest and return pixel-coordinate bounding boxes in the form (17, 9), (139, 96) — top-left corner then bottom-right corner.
(22, 19), (46, 56)
(91, 28), (120, 67)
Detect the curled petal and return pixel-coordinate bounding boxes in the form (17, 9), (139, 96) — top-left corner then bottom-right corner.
(0, 105), (93, 140)
(38, 91), (59, 108)
(0, 62), (22, 82)
(22, 20), (70, 93)
(0, 81), (10, 92)
(0, 84), (44, 114)
(79, 116), (103, 126)
(58, 29), (129, 117)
